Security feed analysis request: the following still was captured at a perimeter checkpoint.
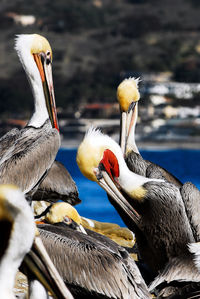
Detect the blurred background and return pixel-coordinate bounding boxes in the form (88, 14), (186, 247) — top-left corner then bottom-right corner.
(1, 0), (200, 147)
(0, 0), (200, 223)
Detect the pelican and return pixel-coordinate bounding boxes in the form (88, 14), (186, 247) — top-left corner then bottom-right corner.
(76, 128), (197, 277)
(36, 204), (151, 299)
(42, 202), (134, 247)
(41, 201), (86, 234)
(0, 184), (73, 299)
(32, 161), (81, 205)
(0, 34), (60, 196)
(117, 77), (182, 187)
(118, 78), (200, 243)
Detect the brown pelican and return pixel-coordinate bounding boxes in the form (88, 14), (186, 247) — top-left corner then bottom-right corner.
(76, 128), (197, 277)
(117, 77), (182, 187)
(37, 209), (151, 299)
(32, 161), (81, 205)
(0, 184), (73, 299)
(41, 202), (86, 234)
(0, 34), (60, 196)
(118, 79), (200, 253)
(42, 201), (135, 249)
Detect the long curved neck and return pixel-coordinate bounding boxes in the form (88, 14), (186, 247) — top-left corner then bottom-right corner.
(27, 74), (49, 128)
(0, 238), (19, 298)
(19, 46), (49, 128)
(126, 103), (140, 154)
(0, 222), (26, 297)
(0, 205), (34, 297)
(116, 151), (163, 196)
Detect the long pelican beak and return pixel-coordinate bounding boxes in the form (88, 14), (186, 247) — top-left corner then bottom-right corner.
(23, 230), (74, 299)
(120, 102), (138, 155)
(77, 224), (87, 234)
(33, 53), (59, 131)
(94, 167), (141, 228)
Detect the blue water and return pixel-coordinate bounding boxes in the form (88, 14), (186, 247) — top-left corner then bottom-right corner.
(56, 148), (200, 227)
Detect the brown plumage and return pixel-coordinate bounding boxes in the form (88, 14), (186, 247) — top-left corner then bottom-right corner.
(0, 128), (20, 159)
(0, 120), (60, 195)
(38, 222), (151, 299)
(76, 128), (199, 287)
(32, 161), (81, 205)
(125, 151), (183, 188)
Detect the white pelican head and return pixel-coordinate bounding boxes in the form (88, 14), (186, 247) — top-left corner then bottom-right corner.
(15, 34), (59, 130)
(76, 128), (148, 225)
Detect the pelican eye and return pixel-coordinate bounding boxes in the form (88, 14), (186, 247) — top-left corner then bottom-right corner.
(64, 216), (72, 225)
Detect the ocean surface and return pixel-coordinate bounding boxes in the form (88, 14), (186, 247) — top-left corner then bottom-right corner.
(56, 148), (200, 227)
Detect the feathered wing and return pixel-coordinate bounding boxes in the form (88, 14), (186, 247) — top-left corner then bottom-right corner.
(0, 121), (60, 194)
(149, 255), (200, 293)
(38, 224), (150, 299)
(125, 151), (182, 187)
(0, 128), (20, 159)
(181, 182), (200, 241)
(32, 161), (80, 205)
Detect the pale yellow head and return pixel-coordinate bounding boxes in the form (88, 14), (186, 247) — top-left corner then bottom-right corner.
(45, 202), (82, 225)
(77, 127), (123, 182)
(117, 77), (140, 112)
(30, 34), (52, 60)
(77, 128), (105, 182)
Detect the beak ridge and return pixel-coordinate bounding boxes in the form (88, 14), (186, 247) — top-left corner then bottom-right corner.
(97, 170), (141, 226)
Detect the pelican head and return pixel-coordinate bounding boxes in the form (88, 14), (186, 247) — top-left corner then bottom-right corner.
(77, 128), (144, 225)
(15, 34), (59, 131)
(77, 127), (123, 182)
(45, 202), (87, 234)
(117, 77), (140, 155)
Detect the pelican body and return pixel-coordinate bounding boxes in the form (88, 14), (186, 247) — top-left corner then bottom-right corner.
(0, 34), (60, 197)
(76, 128), (197, 276)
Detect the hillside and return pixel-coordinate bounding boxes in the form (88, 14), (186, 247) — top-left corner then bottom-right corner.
(0, 0), (200, 118)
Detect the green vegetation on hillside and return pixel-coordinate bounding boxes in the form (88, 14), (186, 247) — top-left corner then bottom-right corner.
(0, 0), (200, 116)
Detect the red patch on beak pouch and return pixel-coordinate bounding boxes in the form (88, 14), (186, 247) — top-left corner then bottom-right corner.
(100, 149), (119, 180)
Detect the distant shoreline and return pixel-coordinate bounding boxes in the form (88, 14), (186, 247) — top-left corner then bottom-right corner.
(61, 138), (200, 150)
